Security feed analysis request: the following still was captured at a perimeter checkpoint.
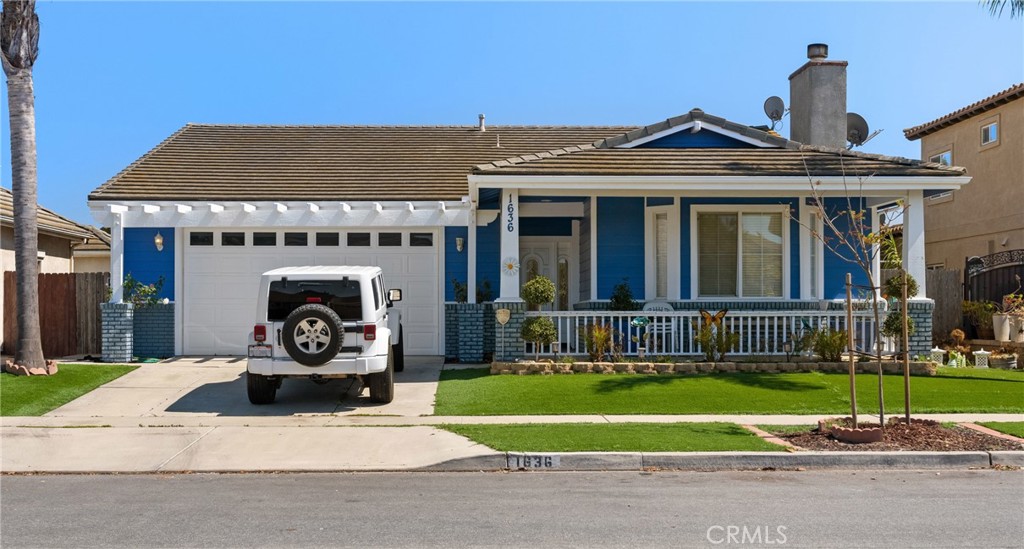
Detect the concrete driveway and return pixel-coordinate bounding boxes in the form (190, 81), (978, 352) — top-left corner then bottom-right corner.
(45, 356), (444, 418)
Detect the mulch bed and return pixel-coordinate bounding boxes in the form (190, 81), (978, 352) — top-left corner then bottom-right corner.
(775, 420), (1024, 452)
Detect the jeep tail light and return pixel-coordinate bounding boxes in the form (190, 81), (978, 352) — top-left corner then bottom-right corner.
(306, 297), (322, 303)
(363, 324), (376, 341)
(254, 325), (266, 342)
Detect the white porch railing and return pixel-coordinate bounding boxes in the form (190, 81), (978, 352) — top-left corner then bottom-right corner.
(524, 310), (889, 358)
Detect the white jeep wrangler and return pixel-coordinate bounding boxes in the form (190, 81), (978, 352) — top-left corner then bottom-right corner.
(246, 266), (404, 405)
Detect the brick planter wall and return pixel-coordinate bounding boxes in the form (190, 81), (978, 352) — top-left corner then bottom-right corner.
(133, 303), (175, 359)
(491, 360), (939, 376)
(101, 302), (134, 363)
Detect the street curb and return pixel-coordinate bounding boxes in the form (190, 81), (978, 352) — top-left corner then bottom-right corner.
(990, 451), (1024, 467)
(431, 451), (1005, 471)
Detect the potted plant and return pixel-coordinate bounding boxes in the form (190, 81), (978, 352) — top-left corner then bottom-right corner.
(963, 300), (996, 340)
(989, 345), (1019, 369)
(993, 275), (1024, 343)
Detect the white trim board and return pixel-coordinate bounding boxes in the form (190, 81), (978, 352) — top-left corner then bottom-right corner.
(616, 120), (777, 149)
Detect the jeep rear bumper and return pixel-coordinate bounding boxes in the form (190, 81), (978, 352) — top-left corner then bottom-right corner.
(247, 354), (388, 377)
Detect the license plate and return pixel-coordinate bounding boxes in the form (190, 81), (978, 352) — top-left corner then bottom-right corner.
(248, 344), (272, 358)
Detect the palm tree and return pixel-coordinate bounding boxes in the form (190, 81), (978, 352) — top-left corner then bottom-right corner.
(982, 0), (1024, 19)
(1, 1), (46, 371)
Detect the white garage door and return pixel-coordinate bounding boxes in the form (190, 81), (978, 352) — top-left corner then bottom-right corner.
(182, 229), (440, 355)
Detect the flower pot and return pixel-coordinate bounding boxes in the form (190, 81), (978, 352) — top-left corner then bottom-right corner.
(1011, 316), (1024, 343)
(993, 313), (1012, 342)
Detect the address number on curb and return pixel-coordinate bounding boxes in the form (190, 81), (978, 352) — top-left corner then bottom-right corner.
(510, 454), (560, 469)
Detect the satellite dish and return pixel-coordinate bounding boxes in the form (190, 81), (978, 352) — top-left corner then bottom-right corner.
(764, 96), (785, 123)
(847, 112), (870, 147)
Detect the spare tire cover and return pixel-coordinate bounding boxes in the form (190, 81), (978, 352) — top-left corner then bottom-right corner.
(281, 304), (345, 366)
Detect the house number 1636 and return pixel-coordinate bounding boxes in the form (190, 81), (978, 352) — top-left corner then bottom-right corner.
(506, 195), (515, 232)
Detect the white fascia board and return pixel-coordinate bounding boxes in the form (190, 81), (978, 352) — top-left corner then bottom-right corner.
(469, 175), (972, 192)
(616, 121), (776, 149)
(520, 202), (585, 217)
(85, 200), (471, 228)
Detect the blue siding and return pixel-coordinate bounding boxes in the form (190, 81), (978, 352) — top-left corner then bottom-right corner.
(520, 196), (585, 203)
(646, 197), (674, 207)
(444, 226), (468, 301)
(478, 188), (500, 210)
(597, 197), (645, 299)
(679, 198), (800, 299)
(123, 228), (174, 300)
(476, 218), (500, 299)
(521, 217), (573, 237)
(639, 129), (756, 148)
(822, 197), (870, 299)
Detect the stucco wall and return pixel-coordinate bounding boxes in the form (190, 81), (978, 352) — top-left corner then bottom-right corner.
(919, 98), (1024, 268)
(1, 227), (74, 274)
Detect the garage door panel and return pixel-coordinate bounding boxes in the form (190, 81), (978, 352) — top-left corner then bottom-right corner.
(185, 229), (439, 356)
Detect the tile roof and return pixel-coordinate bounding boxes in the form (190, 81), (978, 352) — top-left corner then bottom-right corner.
(904, 83), (1024, 140)
(472, 145), (967, 178)
(88, 124), (637, 202)
(0, 187), (106, 243)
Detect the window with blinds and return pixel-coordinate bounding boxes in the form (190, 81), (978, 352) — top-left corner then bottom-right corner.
(697, 211), (783, 298)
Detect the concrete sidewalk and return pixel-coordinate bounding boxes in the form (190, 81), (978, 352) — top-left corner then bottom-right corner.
(1, 357), (1021, 473)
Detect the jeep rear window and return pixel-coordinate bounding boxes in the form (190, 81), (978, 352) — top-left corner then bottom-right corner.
(267, 280), (362, 321)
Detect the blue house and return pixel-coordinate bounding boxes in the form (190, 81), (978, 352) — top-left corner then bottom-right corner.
(88, 44), (968, 362)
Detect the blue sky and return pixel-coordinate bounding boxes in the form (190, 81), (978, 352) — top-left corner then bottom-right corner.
(2, 1), (1022, 225)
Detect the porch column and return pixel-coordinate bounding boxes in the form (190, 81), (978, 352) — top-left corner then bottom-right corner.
(496, 188), (522, 302)
(109, 211), (125, 303)
(467, 209), (477, 304)
(902, 190), (926, 298)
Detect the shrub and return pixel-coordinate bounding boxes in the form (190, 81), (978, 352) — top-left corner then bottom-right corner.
(963, 300), (996, 330)
(452, 278), (493, 303)
(521, 316), (557, 360)
(881, 310), (916, 340)
(812, 327), (847, 362)
(608, 278), (639, 311)
(693, 324), (739, 362)
(114, 273), (165, 307)
(522, 276), (555, 310)
(585, 323), (613, 362)
(882, 272), (919, 300)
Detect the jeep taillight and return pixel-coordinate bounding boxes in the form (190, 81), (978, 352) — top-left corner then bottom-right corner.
(254, 325), (266, 342)
(363, 324), (376, 341)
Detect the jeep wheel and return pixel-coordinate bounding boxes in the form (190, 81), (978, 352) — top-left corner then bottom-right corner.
(368, 348), (395, 403)
(247, 373), (278, 404)
(393, 327), (405, 373)
(282, 304), (344, 366)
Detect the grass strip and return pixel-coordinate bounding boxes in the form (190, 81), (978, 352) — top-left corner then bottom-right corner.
(978, 421), (1024, 438)
(442, 422), (787, 452)
(1, 364), (137, 416)
(435, 367), (1024, 416)
(757, 424), (817, 435)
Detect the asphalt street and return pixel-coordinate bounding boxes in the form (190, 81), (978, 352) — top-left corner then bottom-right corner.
(2, 470), (1022, 548)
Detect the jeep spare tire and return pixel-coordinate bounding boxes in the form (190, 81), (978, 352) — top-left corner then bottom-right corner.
(282, 304), (344, 366)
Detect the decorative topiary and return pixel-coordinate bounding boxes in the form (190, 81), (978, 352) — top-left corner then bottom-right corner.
(521, 276), (555, 310)
(608, 278), (639, 311)
(521, 316), (557, 360)
(882, 310), (916, 340)
(883, 272), (919, 300)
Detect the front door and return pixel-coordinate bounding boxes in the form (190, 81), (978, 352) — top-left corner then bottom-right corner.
(520, 237), (574, 311)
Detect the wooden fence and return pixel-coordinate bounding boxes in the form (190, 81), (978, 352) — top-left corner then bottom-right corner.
(3, 271), (106, 358)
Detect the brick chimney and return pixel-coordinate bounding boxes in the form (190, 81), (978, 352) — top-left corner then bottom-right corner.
(789, 43), (847, 148)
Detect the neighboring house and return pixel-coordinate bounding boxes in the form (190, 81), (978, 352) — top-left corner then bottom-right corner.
(89, 45), (968, 362)
(1, 186), (110, 354)
(1, 186), (108, 274)
(904, 83), (1024, 271)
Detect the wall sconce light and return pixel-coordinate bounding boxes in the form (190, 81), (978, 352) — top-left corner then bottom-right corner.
(455, 237), (464, 253)
(154, 231), (164, 252)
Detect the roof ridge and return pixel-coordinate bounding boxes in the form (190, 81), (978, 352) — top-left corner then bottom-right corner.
(183, 123), (636, 130)
(904, 82), (1024, 139)
(593, 108), (799, 150)
(473, 142), (600, 172)
(1, 186), (102, 239)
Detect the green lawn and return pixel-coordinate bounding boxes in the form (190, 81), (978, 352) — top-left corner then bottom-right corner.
(442, 422), (785, 452)
(979, 422), (1024, 438)
(1, 364), (137, 416)
(435, 367), (1024, 416)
